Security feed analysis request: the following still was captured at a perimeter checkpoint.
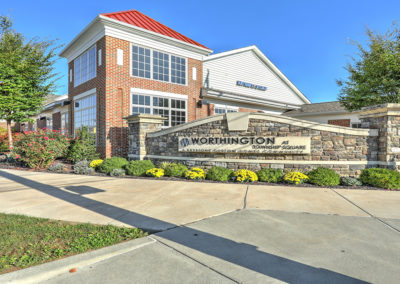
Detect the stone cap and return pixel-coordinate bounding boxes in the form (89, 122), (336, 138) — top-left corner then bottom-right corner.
(124, 114), (166, 124)
(359, 103), (400, 118)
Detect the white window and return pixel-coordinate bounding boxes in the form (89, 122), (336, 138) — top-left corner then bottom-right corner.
(153, 50), (169, 82)
(69, 69), (72, 82)
(132, 45), (151, 78)
(74, 94), (96, 135)
(131, 93), (186, 127)
(131, 44), (186, 85)
(73, 45), (96, 87)
(117, 49), (123, 65)
(171, 55), (186, 84)
(214, 105), (239, 114)
(61, 112), (69, 135)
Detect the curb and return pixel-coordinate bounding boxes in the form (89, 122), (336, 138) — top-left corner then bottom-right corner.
(0, 236), (156, 284)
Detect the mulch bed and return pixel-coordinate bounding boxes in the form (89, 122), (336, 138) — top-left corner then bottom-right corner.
(0, 161), (395, 191)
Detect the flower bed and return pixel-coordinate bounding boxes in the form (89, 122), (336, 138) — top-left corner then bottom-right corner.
(1, 138), (399, 191)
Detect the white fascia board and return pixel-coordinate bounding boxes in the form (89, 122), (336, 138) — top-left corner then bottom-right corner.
(130, 88), (188, 100)
(204, 45), (311, 105)
(98, 15), (212, 55)
(60, 20), (105, 62)
(203, 88), (302, 110)
(285, 110), (353, 117)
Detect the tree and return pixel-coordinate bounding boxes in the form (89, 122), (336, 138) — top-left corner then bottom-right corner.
(0, 15), (59, 149)
(337, 24), (400, 112)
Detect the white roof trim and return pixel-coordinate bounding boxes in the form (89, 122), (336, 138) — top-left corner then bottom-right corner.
(60, 15), (212, 58)
(204, 45), (311, 105)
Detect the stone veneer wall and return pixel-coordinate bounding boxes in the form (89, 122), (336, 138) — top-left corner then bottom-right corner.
(126, 110), (392, 177)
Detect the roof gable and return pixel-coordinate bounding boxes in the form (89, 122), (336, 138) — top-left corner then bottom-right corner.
(203, 46), (311, 105)
(101, 10), (209, 49)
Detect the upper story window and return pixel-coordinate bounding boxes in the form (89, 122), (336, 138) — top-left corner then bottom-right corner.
(132, 46), (150, 78)
(74, 45), (96, 87)
(131, 44), (186, 85)
(171, 55), (186, 84)
(153, 51), (169, 82)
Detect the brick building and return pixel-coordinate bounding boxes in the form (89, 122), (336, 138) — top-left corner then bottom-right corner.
(59, 10), (312, 158)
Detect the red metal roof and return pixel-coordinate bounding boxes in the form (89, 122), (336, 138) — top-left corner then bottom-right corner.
(101, 10), (209, 50)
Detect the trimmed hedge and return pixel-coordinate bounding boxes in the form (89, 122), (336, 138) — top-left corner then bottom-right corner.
(257, 168), (284, 183)
(98, 157), (128, 175)
(164, 163), (188, 177)
(125, 160), (155, 176)
(360, 168), (400, 189)
(307, 167), (340, 186)
(206, 166), (233, 182)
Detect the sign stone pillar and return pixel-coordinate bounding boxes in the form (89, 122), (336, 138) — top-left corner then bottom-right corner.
(359, 103), (400, 170)
(124, 114), (165, 160)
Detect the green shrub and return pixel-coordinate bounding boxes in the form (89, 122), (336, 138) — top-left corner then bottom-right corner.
(340, 177), (362, 186)
(307, 167), (340, 186)
(110, 168), (126, 177)
(164, 163), (188, 177)
(257, 168), (284, 183)
(74, 160), (94, 175)
(159, 161), (173, 170)
(67, 127), (99, 163)
(98, 157), (129, 175)
(206, 166), (233, 181)
(125, 160), (155, 176)
(360, 168), (400, 189)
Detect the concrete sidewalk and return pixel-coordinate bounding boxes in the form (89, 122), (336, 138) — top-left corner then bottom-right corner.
(1, 169), (399, 231)
(1, 169), (400, 283)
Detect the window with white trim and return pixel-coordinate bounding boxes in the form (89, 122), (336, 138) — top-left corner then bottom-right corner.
(132, 46), (151, 79)
(131, 44), (186, 85)
(74, 94), (96, 135)
(74, 45), (96, 87)
(61, 112), (69, 135)
(131, 93), (186, 127)
(171, 55), (186, 84)
(153, 51), (169, 82)
(214, 105), (239, 114)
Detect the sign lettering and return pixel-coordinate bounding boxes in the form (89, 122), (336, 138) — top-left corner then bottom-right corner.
(179, 136), (311, 154)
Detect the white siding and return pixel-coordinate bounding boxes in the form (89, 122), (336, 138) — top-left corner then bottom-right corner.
(203, 50), (305, 105)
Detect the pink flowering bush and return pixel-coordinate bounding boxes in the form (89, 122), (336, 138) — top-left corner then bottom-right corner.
(13, 129), (70, 169)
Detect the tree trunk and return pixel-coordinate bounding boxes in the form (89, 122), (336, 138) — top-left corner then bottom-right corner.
(7, 120), (13, 151)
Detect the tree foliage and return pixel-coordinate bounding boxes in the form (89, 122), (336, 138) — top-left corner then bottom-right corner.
(0, 15), (60, 148)
(337, 24), (400, 111)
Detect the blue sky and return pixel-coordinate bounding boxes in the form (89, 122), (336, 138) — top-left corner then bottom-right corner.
(1, 0), (399, 103)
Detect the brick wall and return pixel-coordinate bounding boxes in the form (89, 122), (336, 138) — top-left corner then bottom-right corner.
(68, 37), (107, 157)
(68, 35), (206, 158)
(102, 36), (205, 158)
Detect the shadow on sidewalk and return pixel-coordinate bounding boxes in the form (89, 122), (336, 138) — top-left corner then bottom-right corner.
(0, 170), (368, 283)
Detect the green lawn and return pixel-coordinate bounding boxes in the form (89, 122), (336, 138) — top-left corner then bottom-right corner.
(0, 213), (147, 274)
